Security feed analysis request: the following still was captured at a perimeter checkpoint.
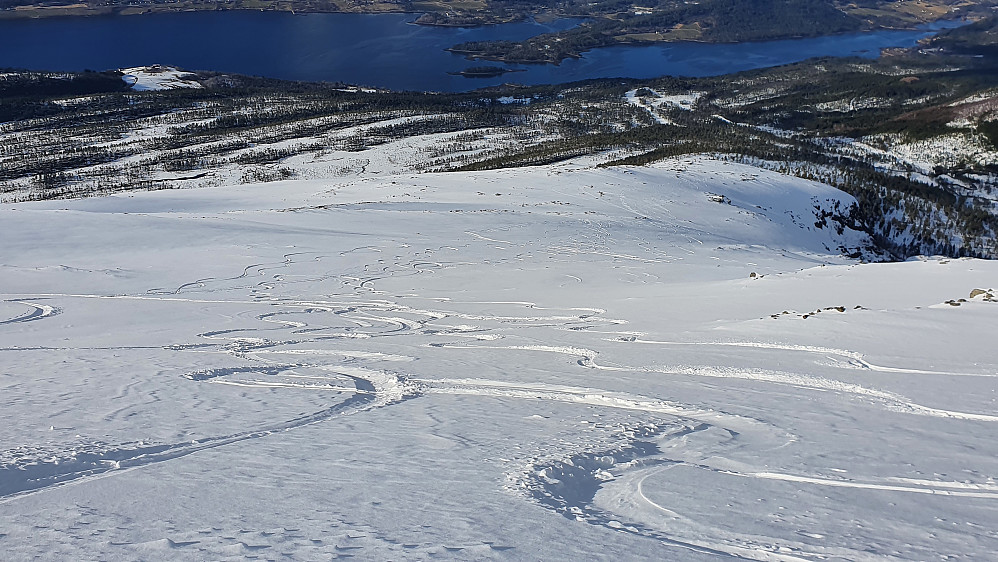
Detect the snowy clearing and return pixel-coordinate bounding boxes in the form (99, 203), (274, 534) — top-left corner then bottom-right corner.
(1, 156), (997, 560)
(120, 66), (203, 91)
(625, 89), (704, 125)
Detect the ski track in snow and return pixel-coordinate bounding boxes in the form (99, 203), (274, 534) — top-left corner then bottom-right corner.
(0, 300), (61, 325)
(428, 339), (998, 421)
(630, 338), (998, 378)
(0, 365), (406, 503)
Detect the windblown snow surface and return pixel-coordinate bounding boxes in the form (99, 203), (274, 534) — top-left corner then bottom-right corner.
(2, 156), (997, 560)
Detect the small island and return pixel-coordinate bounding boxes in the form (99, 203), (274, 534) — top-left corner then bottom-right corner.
(448, 66), (525, 78)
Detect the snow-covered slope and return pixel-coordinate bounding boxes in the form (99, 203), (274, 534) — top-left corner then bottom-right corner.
(1, 157), (996, 560)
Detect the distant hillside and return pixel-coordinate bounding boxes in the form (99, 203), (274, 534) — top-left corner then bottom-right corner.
(931, 15), (998, 56)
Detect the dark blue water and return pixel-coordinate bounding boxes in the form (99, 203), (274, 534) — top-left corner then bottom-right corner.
(0, 12), (963, 92)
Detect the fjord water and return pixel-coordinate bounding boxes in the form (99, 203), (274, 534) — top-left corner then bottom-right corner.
(0, 12), (958, 91)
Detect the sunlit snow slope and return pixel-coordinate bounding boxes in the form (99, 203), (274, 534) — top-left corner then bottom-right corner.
(2, 156), (997, 560)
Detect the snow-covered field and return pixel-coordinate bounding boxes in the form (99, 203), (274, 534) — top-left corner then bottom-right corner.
(1, 156), (997, 560)
(625, 88), (704, 125)
(120, 66), (203, 92)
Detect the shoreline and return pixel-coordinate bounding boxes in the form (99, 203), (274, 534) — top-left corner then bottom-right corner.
(447, 18), (970, 66)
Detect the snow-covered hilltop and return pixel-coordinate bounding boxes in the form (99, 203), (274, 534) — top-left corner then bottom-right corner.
(2, 155), (997, 559)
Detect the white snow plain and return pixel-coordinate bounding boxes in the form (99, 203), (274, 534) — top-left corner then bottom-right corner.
(1, 156), (997, 560)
